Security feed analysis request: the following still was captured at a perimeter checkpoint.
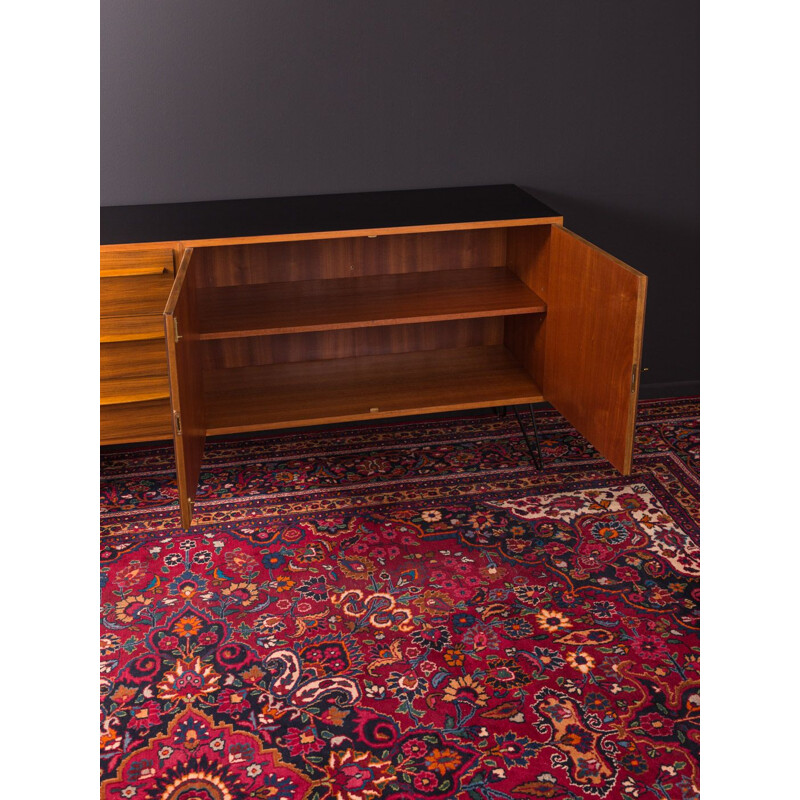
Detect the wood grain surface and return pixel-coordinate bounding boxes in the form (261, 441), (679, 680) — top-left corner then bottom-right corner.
(199, 319), (504, 371)
(100, 399), (173, 444)
(195, 267), (545, 339)
(504, 225), (553, 389)
(164, 249), (206, 528)
(101, 271), (178, 317)
(100, 316), (167, 343)
(203, 345), (543, 435)
(190, 228), (507, 288)
(100, 248), (174, 277)
(544, 227), (647, 474)
(100, 339), (170, 405)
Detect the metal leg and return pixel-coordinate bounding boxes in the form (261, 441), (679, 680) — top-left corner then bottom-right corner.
(492, 406), (508, 418)
(511, 404), (544, 470)
(528, 404), (544, 469)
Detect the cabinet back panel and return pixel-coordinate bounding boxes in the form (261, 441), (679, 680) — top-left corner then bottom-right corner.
(191, 228), (507, 287)
(200, 318), (504, 370)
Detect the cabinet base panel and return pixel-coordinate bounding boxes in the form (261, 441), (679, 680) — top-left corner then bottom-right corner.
(204, 345), (543, 436)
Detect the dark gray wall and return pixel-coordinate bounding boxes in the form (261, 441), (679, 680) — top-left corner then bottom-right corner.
(101, 0), (698, 391)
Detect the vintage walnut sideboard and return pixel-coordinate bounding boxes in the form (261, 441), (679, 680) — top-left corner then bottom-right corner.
(100, 185), (647, 528)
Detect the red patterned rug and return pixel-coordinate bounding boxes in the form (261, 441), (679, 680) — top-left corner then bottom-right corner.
(101, 398), (699, 800)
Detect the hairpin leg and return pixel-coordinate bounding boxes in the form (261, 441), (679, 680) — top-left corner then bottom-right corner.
(511, 404), (544, 470)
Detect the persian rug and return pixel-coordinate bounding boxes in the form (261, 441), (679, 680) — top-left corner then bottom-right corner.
(100, 398), (699, 800)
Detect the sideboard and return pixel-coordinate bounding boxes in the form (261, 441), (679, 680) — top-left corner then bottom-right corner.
(100, 185), (647, 528)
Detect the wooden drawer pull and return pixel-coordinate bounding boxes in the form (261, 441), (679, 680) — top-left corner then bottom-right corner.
(100, 263), (170, 277)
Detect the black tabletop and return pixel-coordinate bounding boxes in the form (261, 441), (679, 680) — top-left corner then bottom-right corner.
(100, 184), (560, 245)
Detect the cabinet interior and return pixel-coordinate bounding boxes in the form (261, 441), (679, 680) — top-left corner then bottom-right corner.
(178, 225), (551, 435)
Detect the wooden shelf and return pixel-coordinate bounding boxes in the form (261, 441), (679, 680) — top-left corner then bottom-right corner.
(204, 345), (543, 435)
(195, 267), (545, 339)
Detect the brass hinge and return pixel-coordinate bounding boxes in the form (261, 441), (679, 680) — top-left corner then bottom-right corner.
(631, 364), (638, 393)
(174, 411), (182, 435)
(173, 317), (182, 342)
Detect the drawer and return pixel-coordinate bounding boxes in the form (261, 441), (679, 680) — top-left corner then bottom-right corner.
(100, 339), (170, 405)
(101, 398), (174, 445)
(100, 315), (166, 343)
(100, 248), (175, 317)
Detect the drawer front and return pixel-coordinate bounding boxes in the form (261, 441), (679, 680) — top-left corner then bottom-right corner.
(101, 272), (176, 316)
(100, 248), (174, 277)
(100, 315), (166, 343)
(101, 398), (174, 445)
(100, 248), (176, 317)
(101, 338), (167, 379)
(100, 339), (170, 405)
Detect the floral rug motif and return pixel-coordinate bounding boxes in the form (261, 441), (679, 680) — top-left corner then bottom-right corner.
(101, 398), (699, 799)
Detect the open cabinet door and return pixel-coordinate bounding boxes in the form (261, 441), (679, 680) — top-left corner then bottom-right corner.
(544, 227), (647, 474)
(164, 248), (206, 528)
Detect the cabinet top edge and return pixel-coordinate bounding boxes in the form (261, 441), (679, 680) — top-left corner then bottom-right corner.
(100, 184), (561, 246)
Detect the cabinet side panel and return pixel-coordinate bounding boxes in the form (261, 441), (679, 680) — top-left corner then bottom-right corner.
(544, 227), (647, 474)
(164, 248), (206, 528)
(504, 225), (551, 388)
